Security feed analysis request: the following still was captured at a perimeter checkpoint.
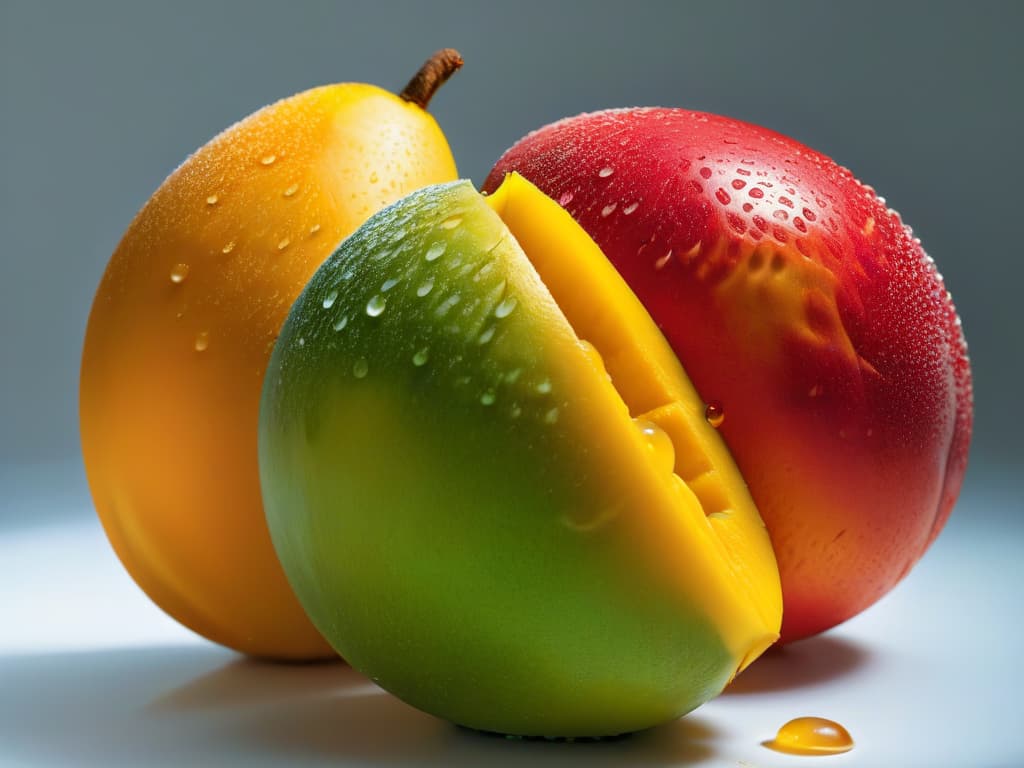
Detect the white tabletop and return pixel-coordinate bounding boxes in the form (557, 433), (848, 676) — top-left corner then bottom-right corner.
(1, 461), (1020, 767)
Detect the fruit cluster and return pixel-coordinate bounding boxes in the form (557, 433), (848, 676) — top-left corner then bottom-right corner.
(80, 50), (971, 737)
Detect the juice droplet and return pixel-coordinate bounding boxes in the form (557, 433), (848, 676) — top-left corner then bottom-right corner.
(598, 166), (614, 178)
(494, 295), (517, 318)
(731, 179), (747, 190)
(440, 216), (462, 230)
(193, 331), (209, 352)
(206, 194), (219, 206)
(366, 295), (386, 317)
(333, 315), (348, 332)
(699, 167), (713, 179)
(716, 188), (731, 205)
(309, 223), (321, 236)
(277, 237), (291, 251)
(412, 347), (429, 366)
(416, 278), (434, 297)
(261, 154), (276, 166)
(352, 358), (369, 378)
(381, 278), (399, 292)
(654, 250), (673, 270)
(558, 191), (574, 206)
(535, 379), (552, 395)
(480, 389), (496, 406)
(601, 203), (617, 217)
(544, 407), (560, 424)
(369, 171), (379, 184)
(322, 289), (338, 309)
(622, 202), (639, 215)
(633, 419), (675, 476)
(170, 263), (190, 284)
(749, 187), (765, 199)
(283, 183), (299, 197)
(705, 402), (725, 427)
(425, 242), (446, 261)
(477, 326), (496, 344)
(764, 717), (854, 756)
(221, 240), (236, 254)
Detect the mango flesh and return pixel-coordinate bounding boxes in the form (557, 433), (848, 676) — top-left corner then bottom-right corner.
(259, 174), (781, 736)
(80, 81), (457, 659)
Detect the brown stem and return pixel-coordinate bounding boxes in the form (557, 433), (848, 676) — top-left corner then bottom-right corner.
(399, 49), (463, 109)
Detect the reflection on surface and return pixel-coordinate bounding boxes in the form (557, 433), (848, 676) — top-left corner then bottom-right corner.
(0, 645), (721, 767)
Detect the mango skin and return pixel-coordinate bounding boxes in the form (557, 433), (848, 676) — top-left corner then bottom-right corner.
(80, 82), (457, 659)
(486, 108), (973, 641)
(258, 180), (771, 737)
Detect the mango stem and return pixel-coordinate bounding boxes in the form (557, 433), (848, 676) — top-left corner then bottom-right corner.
(400, 49), (463, 109)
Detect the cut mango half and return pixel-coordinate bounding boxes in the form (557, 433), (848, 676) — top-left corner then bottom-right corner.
(485, 173), (782, 669)
(259, 173), (783, 737)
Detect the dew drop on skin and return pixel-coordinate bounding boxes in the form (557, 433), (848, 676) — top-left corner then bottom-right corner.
(705, 402), (725, 427)
(763, 717), (854, 756)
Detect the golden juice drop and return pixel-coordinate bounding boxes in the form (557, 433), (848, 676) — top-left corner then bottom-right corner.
(764, 716), (853, 756)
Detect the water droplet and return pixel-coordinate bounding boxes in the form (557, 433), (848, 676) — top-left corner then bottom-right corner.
(221, 241), (236, 254)
(366, 295), (386, 317)
(480, 389), (496, 406)
(544, 407), (560, 424)
(622, 202), (639, 215)
(416, 278), (434, 297)
(535, 379), (552, 395)
(601, 203), (617, 217)
(478, 326), (496, 344)
(194, 331), (209, 352)
(726, 213), (746, 234)
(353, 358), (369, 378)
(704, 402), (725, 427)
(170, 263), (190, 284)
(715, 188), (731, 205)
(261, 154), (276, 166)
(277, 237), (291, 250)
(333, 315), (348, 332)
(309, 223), (321, 236)
(731, 179), (746, 190)
(510, 403), (522, 418)
(699, 167), (713, 179)
(297, 337), (305, 347)
(425, 242), (446, 262)
(322, 290), (338, 309)
(763, 717), (853, 756)
(558, 191), (574, 206)
(369, 171), (379, 184)
(206, 194), (219, 206)
(412, 347), (429, 366)
(494, 295), (518, 318)
(749, 187), (765, 199)
(634, 418), (675, 475)
(381, 278), (399, 292)
(283, 183), (299, 197)
(440, 216), (462, 230)
(598, 166), (614, 178)
(654, 250), (673, 270)
(435, 293), (461, 317)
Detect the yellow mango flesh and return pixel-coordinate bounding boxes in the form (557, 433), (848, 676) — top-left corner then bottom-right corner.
(80, 82), (457, 659)
(486, 174), (782, 667)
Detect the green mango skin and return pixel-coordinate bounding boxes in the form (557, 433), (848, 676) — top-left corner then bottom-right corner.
(259, 180), (731, 737)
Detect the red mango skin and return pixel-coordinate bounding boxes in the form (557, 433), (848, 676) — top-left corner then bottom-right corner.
(485, 109), (972, 642)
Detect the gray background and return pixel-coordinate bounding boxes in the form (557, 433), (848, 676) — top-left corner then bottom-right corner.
(1, 0), (1020, 473)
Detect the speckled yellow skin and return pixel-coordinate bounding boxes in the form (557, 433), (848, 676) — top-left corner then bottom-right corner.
(80, 82), (457, 659)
